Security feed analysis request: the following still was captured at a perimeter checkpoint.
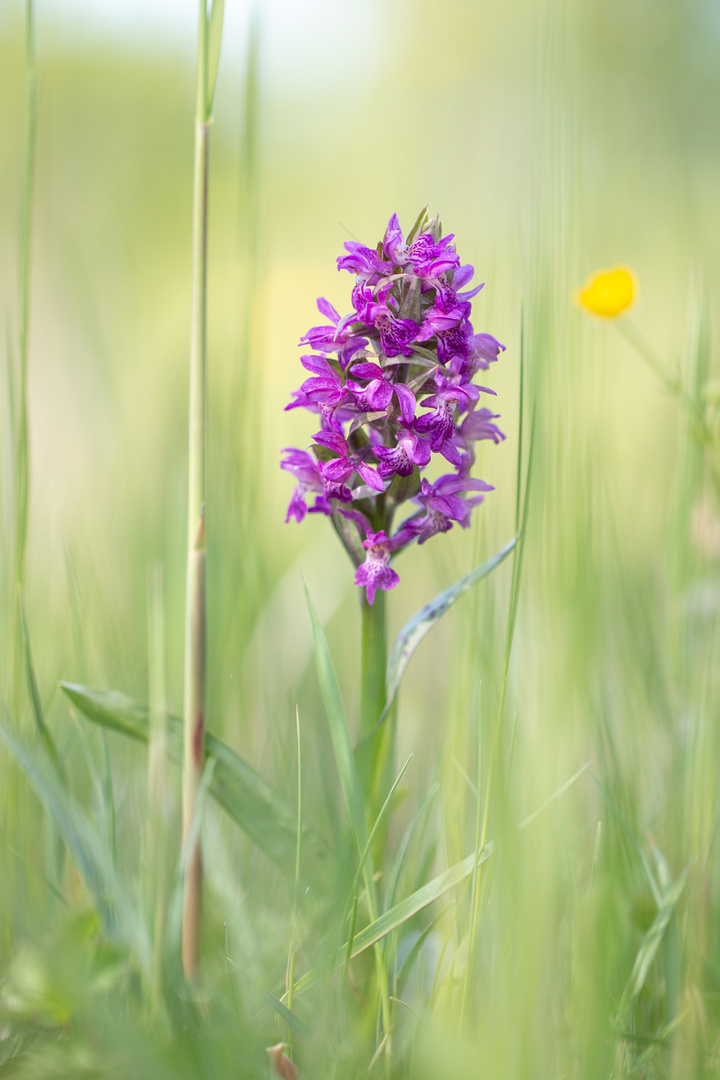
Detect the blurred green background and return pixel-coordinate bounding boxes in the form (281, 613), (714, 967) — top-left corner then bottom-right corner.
(2, 0), (720, 1076)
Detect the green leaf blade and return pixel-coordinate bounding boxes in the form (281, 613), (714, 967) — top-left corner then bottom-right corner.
(383, 537), (517, 717)
(60, 683), (333, 888)
(0, 715), (150, 972)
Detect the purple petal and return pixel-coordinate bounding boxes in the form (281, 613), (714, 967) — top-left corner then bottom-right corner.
(301, 354), (334, 376)
(350, 361), (385, 380)
(365, 379), (393, 411)
(314, 430), (349, 455)
(453, 264), (475, 290)
(393, 382), (416, 424)
(356, 461), (385, 491)
(354, 561), (400, 606)
(317, 297), (340, 322)
(286, 486), (307, 524)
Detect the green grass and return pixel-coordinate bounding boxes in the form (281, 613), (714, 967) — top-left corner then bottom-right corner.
(2, 0), (720, 1076)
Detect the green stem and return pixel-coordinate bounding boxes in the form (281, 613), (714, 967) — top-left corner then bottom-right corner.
(182, 0), (210, 985)
(12, 0), (36, 714)
(360, 590), (386, 738)
(358, 591), (393, 822)
(357, 590), (395, 1069)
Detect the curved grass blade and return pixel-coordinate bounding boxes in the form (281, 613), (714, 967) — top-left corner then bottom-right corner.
(349, 843), (493, 960)
(292, 842), (494, 996)
(382, 537), (517, 719)
(344, 755), (413, 971)
(263, 990), (310, 1040)
(60, 683), (333, 888)
(618, 868), (689, 1019)
(19, 595), (60, 769)
(0, 714), (150, 973)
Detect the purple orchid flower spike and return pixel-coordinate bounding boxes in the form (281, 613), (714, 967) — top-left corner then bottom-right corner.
(281, 208), (506, 602)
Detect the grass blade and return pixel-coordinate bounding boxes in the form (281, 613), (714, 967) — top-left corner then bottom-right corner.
(303, 583), (368, 854)
(263, 990), (310, 1041)
(60, 683), (333, 887)
(303, 582), (392, 1051)
(19, 595), (60, 768)
(618, 869), (689, 1017)
(348, 843), (493, 960)
(383, 538), (517, 720)
(344, 755), (413, 968)
(0, 713), (150, 972)
(292, 843), (494, 996)
(206, 0), (225, 109)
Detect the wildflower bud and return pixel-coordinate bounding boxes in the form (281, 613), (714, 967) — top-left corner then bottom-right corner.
(282, 209), (506, 602)
(266, 1044), (299, 1080)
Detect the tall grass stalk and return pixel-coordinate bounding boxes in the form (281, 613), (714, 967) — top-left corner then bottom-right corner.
(182, 0), (212, 984)
(11, 0), (37, 715)
(147, 563), (168, 1015)
(285, 705), (302, 1022)
(461, 305), (532, 1017)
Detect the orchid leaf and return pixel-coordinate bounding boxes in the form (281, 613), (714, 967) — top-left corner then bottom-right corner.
(60, 683), (333, 888)
(382, 537), (518, 719)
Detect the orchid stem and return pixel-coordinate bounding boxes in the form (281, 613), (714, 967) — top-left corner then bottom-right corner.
(182, 0), (210, 985)
(358, 591), (393, 827)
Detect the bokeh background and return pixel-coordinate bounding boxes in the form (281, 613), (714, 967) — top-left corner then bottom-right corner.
(2, 0), (720, 1076)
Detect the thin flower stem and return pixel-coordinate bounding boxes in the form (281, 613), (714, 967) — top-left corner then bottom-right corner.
(12, 0), (36, 714)
(182, 0), (210, 985)
(617, 317), (720, 493)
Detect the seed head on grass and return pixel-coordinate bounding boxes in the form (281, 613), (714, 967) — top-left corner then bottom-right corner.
(281, 208), (506, 604)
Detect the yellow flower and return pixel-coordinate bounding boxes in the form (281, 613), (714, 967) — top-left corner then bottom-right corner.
(576, 266), (636, 317)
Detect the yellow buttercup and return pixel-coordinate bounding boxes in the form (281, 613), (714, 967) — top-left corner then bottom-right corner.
(577, 266), (636, 317)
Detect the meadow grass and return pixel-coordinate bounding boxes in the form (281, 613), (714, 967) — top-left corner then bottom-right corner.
(2, 0), (720, 1077)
